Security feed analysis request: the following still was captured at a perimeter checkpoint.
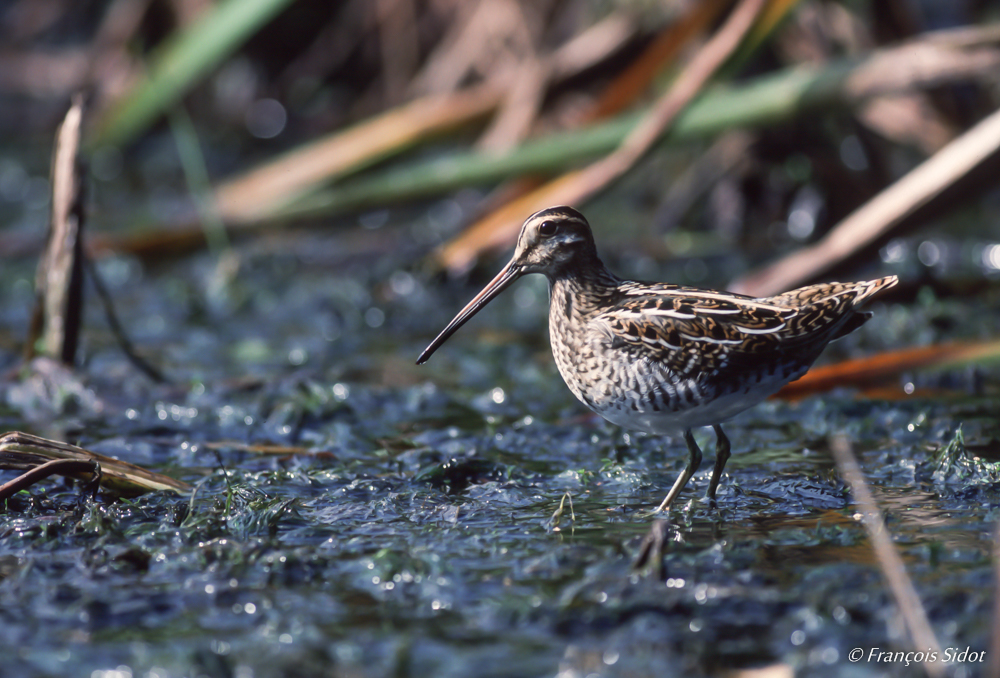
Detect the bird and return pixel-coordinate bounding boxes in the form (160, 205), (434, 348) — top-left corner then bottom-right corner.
(417, 206), (897, 511)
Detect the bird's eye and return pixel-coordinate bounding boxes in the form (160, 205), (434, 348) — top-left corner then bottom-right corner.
(538, 220), (558, 237)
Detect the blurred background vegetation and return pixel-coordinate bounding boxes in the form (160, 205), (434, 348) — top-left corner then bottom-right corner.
(4, 3), (1000, 678)
(2, 0), (999, 293)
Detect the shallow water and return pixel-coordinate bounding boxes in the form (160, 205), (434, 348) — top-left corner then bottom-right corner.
(1, 204), (998, 678)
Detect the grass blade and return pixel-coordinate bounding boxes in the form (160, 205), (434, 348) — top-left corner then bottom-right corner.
(92, 0), (295, 147)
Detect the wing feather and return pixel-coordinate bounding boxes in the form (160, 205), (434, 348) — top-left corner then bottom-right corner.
(590, 282), (877, 380)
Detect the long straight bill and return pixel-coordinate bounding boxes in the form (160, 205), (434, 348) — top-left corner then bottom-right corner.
(416, 260), (521, 364)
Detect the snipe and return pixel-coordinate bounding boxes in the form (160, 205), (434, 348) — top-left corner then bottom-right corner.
(418, 206), (897, 511)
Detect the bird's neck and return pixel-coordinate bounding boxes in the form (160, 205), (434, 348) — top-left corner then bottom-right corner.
(548, 257), (620, 322)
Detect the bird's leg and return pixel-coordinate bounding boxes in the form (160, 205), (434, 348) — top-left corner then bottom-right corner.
(633, 519), (670, 578)
(706, 424), (731, 501)
(655, 429), (702, 512)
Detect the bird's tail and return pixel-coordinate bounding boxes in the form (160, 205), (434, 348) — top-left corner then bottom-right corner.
(764, 275), (898, 309)
(830, 275), (898, 338)
(850, 275), (899, 307)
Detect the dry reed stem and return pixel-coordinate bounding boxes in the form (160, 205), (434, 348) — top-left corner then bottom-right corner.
(829, 435), (944, 678)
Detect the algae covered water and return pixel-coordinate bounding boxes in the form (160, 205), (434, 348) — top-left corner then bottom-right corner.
(1, 202), (998, 678)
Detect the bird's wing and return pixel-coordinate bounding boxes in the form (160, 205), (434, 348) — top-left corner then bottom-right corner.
(590, 283), (863, 379)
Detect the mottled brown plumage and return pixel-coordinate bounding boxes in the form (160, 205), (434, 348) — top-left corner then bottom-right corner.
(418, 206), (897, 510)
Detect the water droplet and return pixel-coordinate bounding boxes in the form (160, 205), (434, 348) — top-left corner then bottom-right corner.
(788, 208), (815, 240)
(917, 240), (941, 267)
(245, 98), (287, 139)
(365, 307), (385, 328)
(839, 135), (868, 171)
(981, 243), (1000, 270)
(389, 270), (415, 296)
(359, 210), (389, 229)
